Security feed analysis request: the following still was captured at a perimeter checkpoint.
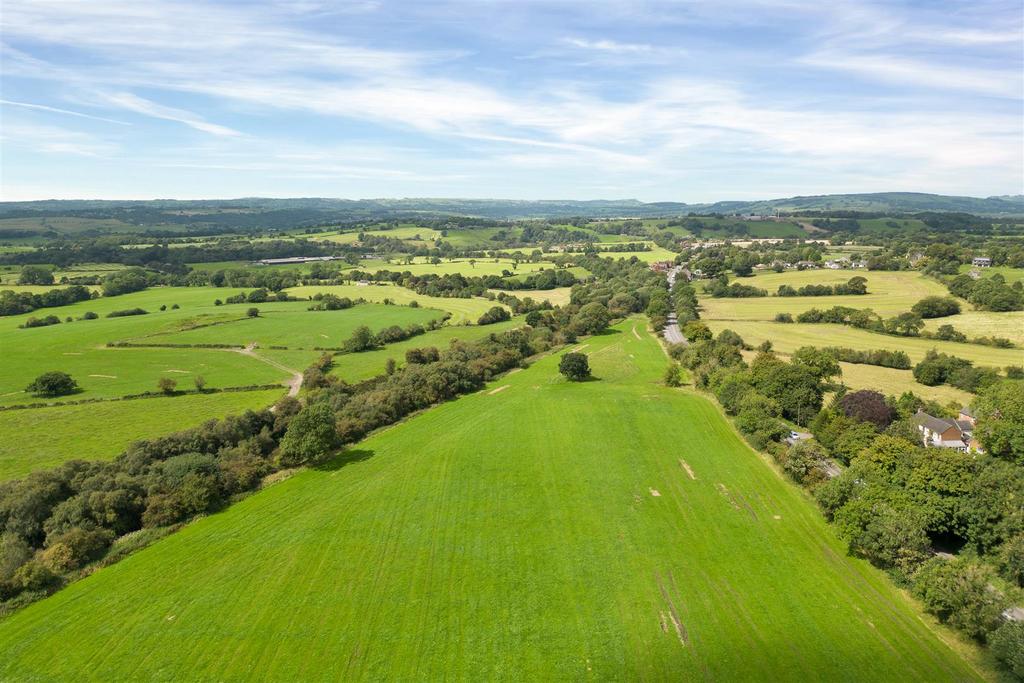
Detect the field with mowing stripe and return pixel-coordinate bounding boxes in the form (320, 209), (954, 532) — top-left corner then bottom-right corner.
(490, 286), (573, 306)
(361, 257), (556, 277)
(330, 318), (522, 384)
(287, 283), (505, 324)
(0, 321), (980, 680)
(923, 310), (1024, 346)
(0, 388), (284, 481)
(835, 362), (975, 406)
(700, 270), (949, 321)
(706, 320), (1024, 368)
(137, 303), (445, 349)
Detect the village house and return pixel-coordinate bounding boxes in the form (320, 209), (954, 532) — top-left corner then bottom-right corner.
(650, 261), (675, 273)
(972, 256), (992, 267)
(913, 408), (981, 453)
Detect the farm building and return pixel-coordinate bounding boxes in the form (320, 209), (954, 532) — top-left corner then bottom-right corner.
(650, 261), (675, 273)
(972, 256), (992, 267)
(913, 410), (981, 453)
(257, 256), (346, 265)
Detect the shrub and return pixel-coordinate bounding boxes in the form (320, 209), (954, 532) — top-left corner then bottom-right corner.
(559, 352), (590, 381)
(911, 296), (961, 319)
(990, 621), (1024, 677)
(774, 312), (793, 323)
(80, 311), (98, 320)
(664, 364), (682, 387)
(19, 315), (61, 329)
(157, 377), (177, 395)
(106, 308), (148, 318)
(477, 306), (511, 325)
(247, 307), (260, 318)
(912, 557), (1004, 641)
(26, 371), (79, 397)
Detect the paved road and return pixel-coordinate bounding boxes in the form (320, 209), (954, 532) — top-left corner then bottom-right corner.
(663, 266), (687, 346)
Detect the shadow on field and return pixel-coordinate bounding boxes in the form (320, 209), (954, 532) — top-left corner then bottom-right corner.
(316, 449), (374, 472)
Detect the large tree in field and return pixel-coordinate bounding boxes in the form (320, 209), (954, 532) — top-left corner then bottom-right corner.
(559, 352), (590, 381)
(277, 402), (341, 467)
(18, 266), (54, 286)
(25, 371), (78, 397)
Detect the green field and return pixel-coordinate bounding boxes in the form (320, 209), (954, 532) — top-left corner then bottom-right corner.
(706, 320), (1024, 368)
(0, 388), (284, 481)
(0, 322), (980, 680)
(700, 270), (949, 321)
(490, 286), (573, 306)
(136, 303), (445, 349)
(957, 264), (1024, 283)
(330, 318), (522, 384)
(287, 284), (505, 324)
(836, 362), (974, 406)
(922, 310), (1024, 346)
(361, 257), (557, 277)
(0, 288), (301, 405)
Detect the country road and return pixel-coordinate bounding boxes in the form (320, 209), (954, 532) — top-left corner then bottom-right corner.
(663, 266), (687, 346)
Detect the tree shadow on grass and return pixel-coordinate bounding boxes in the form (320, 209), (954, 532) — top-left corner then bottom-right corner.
(591, 327), (623, 337)
(315, 448), (375, 472)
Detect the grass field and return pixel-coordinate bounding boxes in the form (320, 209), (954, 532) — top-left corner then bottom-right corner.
(490, 286), (573, 306)
(0, 321), (981, 680)
(700, 270), (949, 321)
(0, 288), (305, 405)
(957, 264), (1024, 283)
(360, 257), (557, 277)
(836, 362), (974, 406)
(0, 388), (284, 482)
(706, 320), (1024, 368)
(287, 284), (505, 324)
(137, 303), (445, 349)
(923, 310), (1024, 346)
(330, 318), (522, 384)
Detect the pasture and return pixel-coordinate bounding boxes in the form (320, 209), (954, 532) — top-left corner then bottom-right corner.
(922, 310), (1024, 346)
(699, 270), (949, 321)
(0, 388), (284, 481)
(287, 283), (505, 324)
(0, 322), (980, 681)
(330, 318), (522, 384)
(705, 320), (1024, 368)
(359, 256), (556, 277)
(490, 286), (573, 306)
(136, 303), (445, 349)
(835, 362), (974, 407)
(957, 264), (1024, 283)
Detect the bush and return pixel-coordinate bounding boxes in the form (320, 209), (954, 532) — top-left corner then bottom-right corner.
(774, 312), (794, 323)
(157, 377), (177, 395)
(106, 308), (148, 318)
(25, 371), (79, 397)
(664, 364), (682, 387)
(990, 621), (1024, 677)
(912, 557), (1004, 641)
(477, 306), (511, 325)
(19, 315), (61, 329)
(247, 307), (260, 318)
(559, 352), (590, 381)
(80, 311), (99, 320)
(911, 296), (961, 319)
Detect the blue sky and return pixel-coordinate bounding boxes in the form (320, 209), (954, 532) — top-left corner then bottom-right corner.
(1, 0), (1022, 201)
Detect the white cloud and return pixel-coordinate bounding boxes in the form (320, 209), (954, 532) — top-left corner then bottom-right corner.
(101, 92), (241, 136)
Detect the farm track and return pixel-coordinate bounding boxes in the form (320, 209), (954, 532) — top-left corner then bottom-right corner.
(236, 343), (303, 397)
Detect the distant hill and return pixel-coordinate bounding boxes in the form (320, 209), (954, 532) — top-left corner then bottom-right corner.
(0, 193), (1020, 233)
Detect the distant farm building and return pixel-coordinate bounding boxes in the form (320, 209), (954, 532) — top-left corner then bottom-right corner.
(650, 261), (675, 273)
(256, 256), (346, 266)
(972, 256), (992, 267)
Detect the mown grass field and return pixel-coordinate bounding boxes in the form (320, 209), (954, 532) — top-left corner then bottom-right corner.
(836, 362), (974, 406)
(0, 321), (981, 680)
(330, 318), (522, 384)
(359, 257), (557, 277)
(137, 303), (445, 349)
(957, 264), (1024, 283)
(0, 388), (284, 482)
(490, 286), (573, 306)
(287, 283), (505, 324)
(700, 270), (949, 321)
(922, 310), (1024, 346)
(706, 320), (1024, 368)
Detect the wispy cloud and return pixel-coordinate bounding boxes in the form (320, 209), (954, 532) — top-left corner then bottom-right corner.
(0, 99), (131, 125)
(101, 92), (241, 136)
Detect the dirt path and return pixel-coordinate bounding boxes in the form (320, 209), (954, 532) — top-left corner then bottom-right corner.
(235, 343), (303, 397)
